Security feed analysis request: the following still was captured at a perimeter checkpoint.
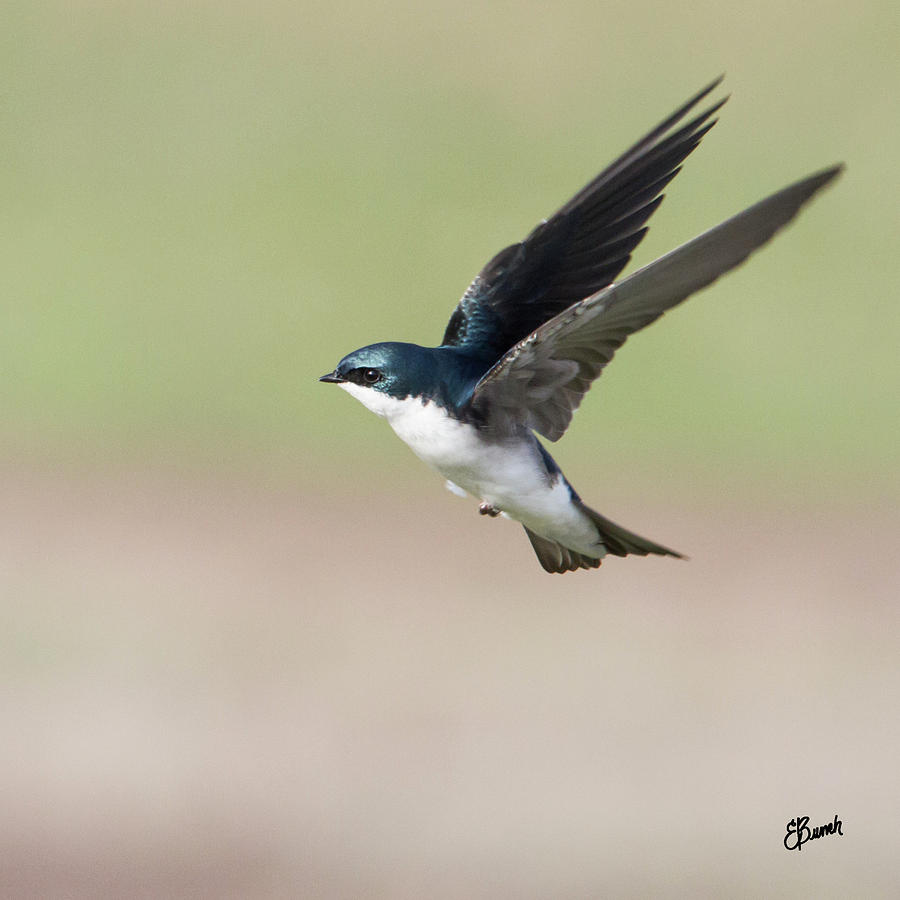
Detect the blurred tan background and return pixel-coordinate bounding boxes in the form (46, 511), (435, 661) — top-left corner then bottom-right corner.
(2, 0), (898, 897)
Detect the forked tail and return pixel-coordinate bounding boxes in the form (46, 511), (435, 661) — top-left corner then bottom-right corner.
(579, 500), (684, 559)
(524, 501), (683, 574)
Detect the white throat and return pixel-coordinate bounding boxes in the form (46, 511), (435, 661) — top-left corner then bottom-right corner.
(338, 382), (470, 468)
(338, 382), (414, 420)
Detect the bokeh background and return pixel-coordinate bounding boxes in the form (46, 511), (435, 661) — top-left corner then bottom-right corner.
(2, 1), (898, 896)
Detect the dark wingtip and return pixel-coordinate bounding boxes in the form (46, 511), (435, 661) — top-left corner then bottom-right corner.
(660, 77), (728, 133)
(692, 79), (729, 123)
(693, 74), (726, 103)
(816, 162), (846, 184)
(785, 163), (845, 207)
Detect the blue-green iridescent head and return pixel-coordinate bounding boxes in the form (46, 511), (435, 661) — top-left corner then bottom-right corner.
(319, 342), (439, 400)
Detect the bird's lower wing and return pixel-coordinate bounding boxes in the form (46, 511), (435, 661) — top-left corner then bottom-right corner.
(468, 165), (843, 441)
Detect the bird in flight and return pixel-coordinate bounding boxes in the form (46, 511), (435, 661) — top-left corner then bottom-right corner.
(320, 78), (842, 572)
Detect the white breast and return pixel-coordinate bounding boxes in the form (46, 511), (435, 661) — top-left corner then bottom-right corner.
(340, 383), (488, 475)
(338, 383), (601, 556)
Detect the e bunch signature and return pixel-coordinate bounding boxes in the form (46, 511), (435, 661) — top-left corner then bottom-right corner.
(783, 814), (843, 851)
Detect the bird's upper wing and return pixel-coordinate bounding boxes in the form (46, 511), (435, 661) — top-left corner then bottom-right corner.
(440, 78), (727, 359)
(466, 165), (843, 441)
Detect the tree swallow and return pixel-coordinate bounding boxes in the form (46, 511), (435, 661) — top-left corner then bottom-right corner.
(320, 78), (842, 573)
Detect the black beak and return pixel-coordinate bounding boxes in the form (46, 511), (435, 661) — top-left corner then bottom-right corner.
(319, 372), (344, 384)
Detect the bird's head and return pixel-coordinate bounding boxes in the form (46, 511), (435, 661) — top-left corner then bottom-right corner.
(319, 342), (438, 418)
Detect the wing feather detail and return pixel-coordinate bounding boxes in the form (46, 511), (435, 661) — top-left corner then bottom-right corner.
(441, 78), (727, 356)
(468, 166), (843, 441)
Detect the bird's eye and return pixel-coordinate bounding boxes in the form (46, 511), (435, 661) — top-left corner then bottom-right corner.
(363, 368), (381, 384)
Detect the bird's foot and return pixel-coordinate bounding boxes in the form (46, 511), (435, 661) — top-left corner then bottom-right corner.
(479, 502), (501, 517)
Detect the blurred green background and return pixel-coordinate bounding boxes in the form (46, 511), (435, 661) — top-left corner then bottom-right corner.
(2, 2), (899, 898)
(2, 0), (896, 494)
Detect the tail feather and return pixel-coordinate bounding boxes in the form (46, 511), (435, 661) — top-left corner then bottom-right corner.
(524, 502), (684, 574)
(579, 500), (684, 559)
(524, 527), (603, 574)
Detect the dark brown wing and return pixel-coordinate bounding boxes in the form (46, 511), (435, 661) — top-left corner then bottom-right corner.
(441, 77), (727, 359)
(467, 166), (843, 441)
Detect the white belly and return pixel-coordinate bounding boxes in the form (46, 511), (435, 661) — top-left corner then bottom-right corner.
(340, 385), (602, 555)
